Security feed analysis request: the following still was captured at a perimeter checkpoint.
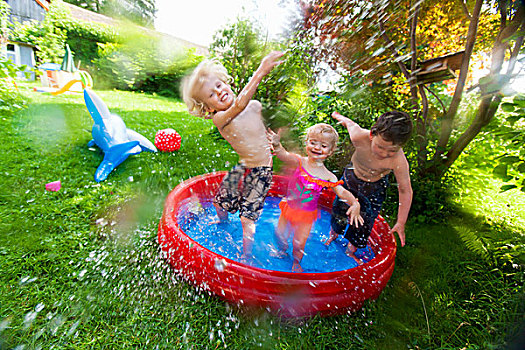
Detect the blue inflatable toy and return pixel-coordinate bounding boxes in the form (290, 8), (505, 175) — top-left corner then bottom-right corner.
(83, 89), (157, 182)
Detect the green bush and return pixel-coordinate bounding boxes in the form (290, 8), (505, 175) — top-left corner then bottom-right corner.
(491, 94), (525, 192)
(0, 57), (28, 116)
(92, 27), (203, 94)
(1, 2), (27, 116)
(92, 41), (137, 89)
(132, 52), (203, 98)
(60, 18), (117, 72)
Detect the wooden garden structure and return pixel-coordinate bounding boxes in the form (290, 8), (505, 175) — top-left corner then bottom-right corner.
(415, 51), (465, 84)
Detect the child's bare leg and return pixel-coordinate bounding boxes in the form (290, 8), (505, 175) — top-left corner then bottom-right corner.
(291, 222), (313, 273)
(271, 214), (289, 257)
(240, 216), (256, 260)
(212, 203), (229, 224)
(345, 242), (364, 265)
(324, 229), (339, 246)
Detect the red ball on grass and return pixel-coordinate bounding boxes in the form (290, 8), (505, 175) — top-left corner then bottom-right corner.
(155, 128), (181, 152)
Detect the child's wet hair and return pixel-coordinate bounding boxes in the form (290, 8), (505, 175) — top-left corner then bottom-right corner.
(181, 59), (233, 118)
(305, 123), (339, 150)
(371, 111), (413, 145)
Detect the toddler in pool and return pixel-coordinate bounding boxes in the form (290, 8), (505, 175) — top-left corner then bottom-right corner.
(268, 124), (363, 272)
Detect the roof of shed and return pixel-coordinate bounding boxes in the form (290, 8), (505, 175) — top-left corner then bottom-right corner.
(65, 3), (208, 56)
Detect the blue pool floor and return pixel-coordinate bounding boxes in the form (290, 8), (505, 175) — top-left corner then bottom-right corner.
(177, 196), (375, 273)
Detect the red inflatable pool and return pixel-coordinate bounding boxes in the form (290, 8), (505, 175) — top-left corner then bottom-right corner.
(158, 172), (397, 317)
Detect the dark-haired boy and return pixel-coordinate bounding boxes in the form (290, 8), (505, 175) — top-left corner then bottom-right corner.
(325, 111), (413, 264)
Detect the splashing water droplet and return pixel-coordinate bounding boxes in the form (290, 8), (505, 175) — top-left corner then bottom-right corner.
(35, 303), (45, 313)
(95, 218), (108, 226)
(19, 276), (37, 285)
(214, 258), (227, 272)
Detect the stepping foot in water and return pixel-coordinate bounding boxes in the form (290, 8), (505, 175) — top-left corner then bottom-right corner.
(323, 231), (339, 246)
(291, 262), (303, 273)
(354, 246), (373, 263)
(345, 246), (364, 266)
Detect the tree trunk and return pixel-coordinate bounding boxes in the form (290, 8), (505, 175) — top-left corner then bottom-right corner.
(409, 1), (431, 169)
(433, 0), (483, 161)
(425, 3), (525, 178)
(417, 85), (429, 169)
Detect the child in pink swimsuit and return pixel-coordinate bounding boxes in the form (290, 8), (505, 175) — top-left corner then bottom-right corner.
(268, 124), (363, 272)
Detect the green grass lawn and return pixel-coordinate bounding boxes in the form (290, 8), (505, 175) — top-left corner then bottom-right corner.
(0, 84), (523, 349)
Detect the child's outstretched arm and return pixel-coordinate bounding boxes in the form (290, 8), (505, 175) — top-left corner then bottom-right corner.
(214, 51), (284, 129)
(332, 112), (365, 139)
(332, 185), (364, 227)
(267, 128), (299, 166)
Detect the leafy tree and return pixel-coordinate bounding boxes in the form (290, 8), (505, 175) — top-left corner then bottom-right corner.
(209, 18), (314, 130)
(63, 0), (156, 27)
(491, 94), (525, 192)
(209, 18), (264, 96)
(298, 0), (524, 181)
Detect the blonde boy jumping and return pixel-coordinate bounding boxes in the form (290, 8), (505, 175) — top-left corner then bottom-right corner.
(182, 51), (284, 262)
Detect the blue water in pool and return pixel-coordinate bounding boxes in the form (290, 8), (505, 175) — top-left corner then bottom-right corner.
(177, 196), (375, 273)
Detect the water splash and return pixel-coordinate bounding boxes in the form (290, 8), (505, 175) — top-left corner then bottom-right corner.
(177, 197), (375, 272)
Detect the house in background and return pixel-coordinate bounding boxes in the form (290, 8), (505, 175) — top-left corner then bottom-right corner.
(2, 0), (207, 81)
(2, 0), (50, 80)
(7, 0), (49, 22)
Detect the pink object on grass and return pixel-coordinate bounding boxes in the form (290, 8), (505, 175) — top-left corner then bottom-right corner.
(45, 180), (61, 192)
